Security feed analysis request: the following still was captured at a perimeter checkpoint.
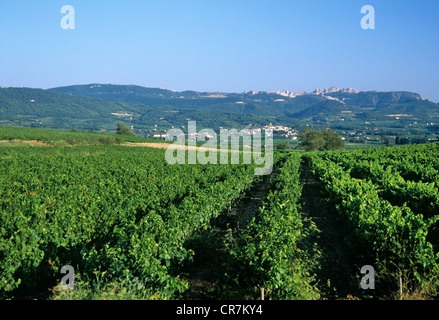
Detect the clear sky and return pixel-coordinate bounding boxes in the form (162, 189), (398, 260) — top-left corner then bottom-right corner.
(0, 0), (438, 101)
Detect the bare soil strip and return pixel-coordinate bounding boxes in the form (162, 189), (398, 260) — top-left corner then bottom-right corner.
(0, 139), (249, 154)
(122, 142), (251, 154)
(0, 139), (52, 147)
(180, 168), (279, 300)
(121, 142), (174, 149)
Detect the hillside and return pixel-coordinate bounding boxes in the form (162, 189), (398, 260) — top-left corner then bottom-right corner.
(0, 87), (149, 131)
(48, 84), (439, 133)
(0, 85), (438, 141)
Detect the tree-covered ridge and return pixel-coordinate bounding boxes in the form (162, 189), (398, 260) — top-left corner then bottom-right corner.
(1, 85), (438, 140)
(0, 87), (149, 131)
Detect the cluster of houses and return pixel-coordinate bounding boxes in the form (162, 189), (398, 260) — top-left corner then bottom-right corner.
(149, 123), (300, 141)
(262, 124), (299, 140)
(152, 132), (168, 139)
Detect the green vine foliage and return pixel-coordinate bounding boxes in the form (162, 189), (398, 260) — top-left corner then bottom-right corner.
(304, 143), (439, 295)
(234, 153), (320, 300)
(0, 146), (257, 299)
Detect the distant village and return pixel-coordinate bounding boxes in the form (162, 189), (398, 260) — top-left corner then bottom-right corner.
(147, 123), (300, 141)
(142, 120), (437, 146)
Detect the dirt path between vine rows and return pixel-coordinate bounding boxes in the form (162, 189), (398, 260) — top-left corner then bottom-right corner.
(181, 160), (364, 300)
(180, 168), (279, 300)
(299, 161), (362, 300)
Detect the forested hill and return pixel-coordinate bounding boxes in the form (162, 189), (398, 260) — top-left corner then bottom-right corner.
(0, 85), (438, 138)
(0, 87), (149, 130)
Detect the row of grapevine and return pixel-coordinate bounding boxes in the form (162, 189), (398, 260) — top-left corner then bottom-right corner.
(305, 147), (439, 295)
(322, 143), (439, 185)
(232, 153), (319, 300)
(0, 145), (258, 299)
(318, 156), (439, 221)
(319, 145), (439, 251)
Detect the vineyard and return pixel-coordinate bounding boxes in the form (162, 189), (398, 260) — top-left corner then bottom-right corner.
(0, 132), (438, 300)
(304, 144), (439, 298)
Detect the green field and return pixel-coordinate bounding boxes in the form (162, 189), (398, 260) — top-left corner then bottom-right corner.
(0, 127), (438, 300)
(0, 126), (159, 146)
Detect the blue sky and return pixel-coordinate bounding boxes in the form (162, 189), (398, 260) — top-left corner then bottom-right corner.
(0, 0), (438, 101)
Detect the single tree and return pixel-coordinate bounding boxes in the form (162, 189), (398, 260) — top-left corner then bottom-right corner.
(322, 129), (345, 150)
(299, 128), (325, 151)
(381, 135), (390, 145)
(116, 122), (135, 136)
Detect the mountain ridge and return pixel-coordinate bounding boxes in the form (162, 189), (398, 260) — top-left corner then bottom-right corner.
(0, 84), (438, 141)
(49, 83), (429, 101)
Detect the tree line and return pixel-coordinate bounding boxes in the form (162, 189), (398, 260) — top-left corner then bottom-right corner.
(299, 128), (344, 151)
